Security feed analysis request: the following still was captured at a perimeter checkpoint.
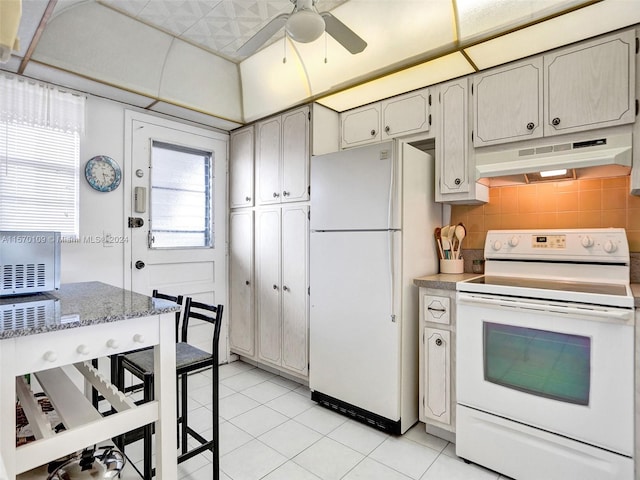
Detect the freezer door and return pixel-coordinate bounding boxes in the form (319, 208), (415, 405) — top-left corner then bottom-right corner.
(310, 141), (400, 231)
(309, 230), (402, 421)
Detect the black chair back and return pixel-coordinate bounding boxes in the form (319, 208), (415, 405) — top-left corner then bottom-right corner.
(152, 289), (184, 342)
(180, 297), (224, 355)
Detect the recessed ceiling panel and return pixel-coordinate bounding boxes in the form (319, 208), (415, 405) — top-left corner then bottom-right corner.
(457, 0), (592, 45)
(464, 0), (640, 70)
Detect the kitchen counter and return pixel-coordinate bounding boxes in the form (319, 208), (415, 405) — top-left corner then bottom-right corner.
(416, 276), (640, 308)
(413, 273), (482, 290)
(0, 281), (180, 339)
(0, 282), (178, 479)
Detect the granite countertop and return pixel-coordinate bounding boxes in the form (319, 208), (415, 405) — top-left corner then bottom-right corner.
(413, 273), (483, 290)
(415, 275), (640, 308)
(0, 281), (181, 339)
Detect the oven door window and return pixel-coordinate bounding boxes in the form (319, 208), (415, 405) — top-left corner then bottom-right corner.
(483, 322), (590, 406)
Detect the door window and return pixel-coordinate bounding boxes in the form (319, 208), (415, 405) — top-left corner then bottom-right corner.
(483, 322), (590, 405)
(150, 141), (213, 248)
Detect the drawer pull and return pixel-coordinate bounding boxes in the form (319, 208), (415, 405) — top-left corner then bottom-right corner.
(43, 351), (58, 362)
(106, 339), (120, 349)
(427, 307), (447, 312)
(133, 334), (145, 343)
(76, 344), (91, 355)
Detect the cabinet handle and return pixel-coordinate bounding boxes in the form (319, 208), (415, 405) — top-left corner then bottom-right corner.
(245, 196), (251, 202)
(43, 351), (58, 362)
(435, 338), (443, 347)
(273, 284), (279, 290)
(526, 122), (535, 130)
(107, 339), (120, 349)
(283, 285), (289, 292)
(76, 344), (90, 355)
(282, 191), (290, 197)
(370, 129), (377, 136)
(384, 126), (390, 133)
(133, 334), (145, 343)
(245, 280), (250, 286)
(454, 178), (461, 186)
(427, 307), (447, 313)
(273, 192), (280, 198)
(552, 117), (561, 126)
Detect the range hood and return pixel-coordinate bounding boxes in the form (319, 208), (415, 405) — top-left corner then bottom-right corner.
(476, 132), (632, 184)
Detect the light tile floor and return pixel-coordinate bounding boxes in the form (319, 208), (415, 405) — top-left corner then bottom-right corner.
(118, 360), (513, 480)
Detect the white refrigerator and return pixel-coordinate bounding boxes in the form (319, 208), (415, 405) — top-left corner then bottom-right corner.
(309, 140), (441, 434)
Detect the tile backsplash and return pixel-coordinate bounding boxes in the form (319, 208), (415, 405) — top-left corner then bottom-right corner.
(451, 176), (640, 252)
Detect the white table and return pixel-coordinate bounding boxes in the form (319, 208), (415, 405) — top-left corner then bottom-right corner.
(0, 282), (178, 479)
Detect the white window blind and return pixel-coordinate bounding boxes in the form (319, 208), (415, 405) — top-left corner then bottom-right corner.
(0, 74), (84, 237)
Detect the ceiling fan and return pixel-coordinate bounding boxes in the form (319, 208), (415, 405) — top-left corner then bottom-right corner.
(237, 0), (367, 57)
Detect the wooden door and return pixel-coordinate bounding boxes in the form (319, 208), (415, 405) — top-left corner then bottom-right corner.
(381, 89), (430, 140)
(126, 111), (228, 362)
(544, 30), (636, 136)
(281, 107), (310, 203)
(473, 59), (543, 146)
(256, 117), (282, 205)
(281, 205), (309, 377)
(340, 104), (381, 148)
(256, 207), (282, 366)
(229, 210), (255, 358)
(229, 126), (254, 209)
(424, 327), (451, 425)
(438, 80), (469, 195)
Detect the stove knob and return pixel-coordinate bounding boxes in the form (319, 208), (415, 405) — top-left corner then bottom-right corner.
(492, 240), (502, 251)
(508, 236), (519, 247)
(581, 236), (594, 248)
(603, 240), (617, 253)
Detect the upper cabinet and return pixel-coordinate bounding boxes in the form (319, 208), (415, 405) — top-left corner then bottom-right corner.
(544, 29), (636, 137)
(340, 103), (381, 148)
(229, 125), (254, 208)
(473, 59), (543, 147)
(340, 88), (432, 149)
(436, 79), (488, 204)
(473, 29), (636, 148)
(256, 106), (310, 205)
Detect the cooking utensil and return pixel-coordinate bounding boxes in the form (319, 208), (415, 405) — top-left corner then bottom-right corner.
(434, 227), (444, 259)
(454, 224), (466, 259)
(440, 225), (450, 258)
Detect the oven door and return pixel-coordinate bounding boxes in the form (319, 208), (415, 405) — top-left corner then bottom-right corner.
(456, 292), (634, 456)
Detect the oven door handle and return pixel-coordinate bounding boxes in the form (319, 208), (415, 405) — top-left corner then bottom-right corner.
(457, 294), (634, 322)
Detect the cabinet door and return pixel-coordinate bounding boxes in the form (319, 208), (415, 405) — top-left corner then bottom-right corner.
(256, 117), (282, 205)
(438, 80), (469, 195)
(229, 210), (255, 357)
(381, 88), (431, 139)
(340, 104), (381, 148)
(473, 59), (543, 147)
(256, 208), (282, 365)
(229, 126), (254, 208)
(544, 30), (636, 136)
(281, 205), (309, 376)
(282, 107), (310, 203)
(424, 328), (451, 425)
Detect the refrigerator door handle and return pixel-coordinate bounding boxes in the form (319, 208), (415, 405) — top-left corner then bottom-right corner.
(387, 148), (396, 230)
(389, 230), (396, 323)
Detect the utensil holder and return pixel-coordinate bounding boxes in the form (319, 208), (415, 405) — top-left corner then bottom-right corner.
(440, 258), (463, 274)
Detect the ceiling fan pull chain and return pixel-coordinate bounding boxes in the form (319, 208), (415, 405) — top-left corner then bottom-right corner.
(283, 32), (287, 64)
(324, 32), (328, 64)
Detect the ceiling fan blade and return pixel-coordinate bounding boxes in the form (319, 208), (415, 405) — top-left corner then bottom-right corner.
(320, 12), (367, 54)
(237, 13), (289, 57)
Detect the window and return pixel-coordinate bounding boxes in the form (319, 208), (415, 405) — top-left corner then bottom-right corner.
(483, 322), (591, 405)
(0, 74), (84, 238)
(150, 141), (213, 248)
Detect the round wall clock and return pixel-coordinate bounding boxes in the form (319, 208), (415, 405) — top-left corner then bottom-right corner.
(85, 155), (122, 192)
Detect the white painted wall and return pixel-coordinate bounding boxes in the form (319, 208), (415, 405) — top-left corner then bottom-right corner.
(61, 95), (127, 286)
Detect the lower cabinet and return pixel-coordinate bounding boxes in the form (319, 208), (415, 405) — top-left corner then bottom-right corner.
(419, 288), (456, 437)
(256, 205), (309, 378)
(229, 209), (255, 358)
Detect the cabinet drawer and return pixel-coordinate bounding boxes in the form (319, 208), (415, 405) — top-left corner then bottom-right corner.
(424, 295), (450, 325)
(13, 316), (160, 376)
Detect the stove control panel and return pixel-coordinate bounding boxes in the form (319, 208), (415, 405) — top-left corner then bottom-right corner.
(484, 228), (629, 262)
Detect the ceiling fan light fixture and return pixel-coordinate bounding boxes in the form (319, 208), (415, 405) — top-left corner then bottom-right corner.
(286, 9), (325, 43)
